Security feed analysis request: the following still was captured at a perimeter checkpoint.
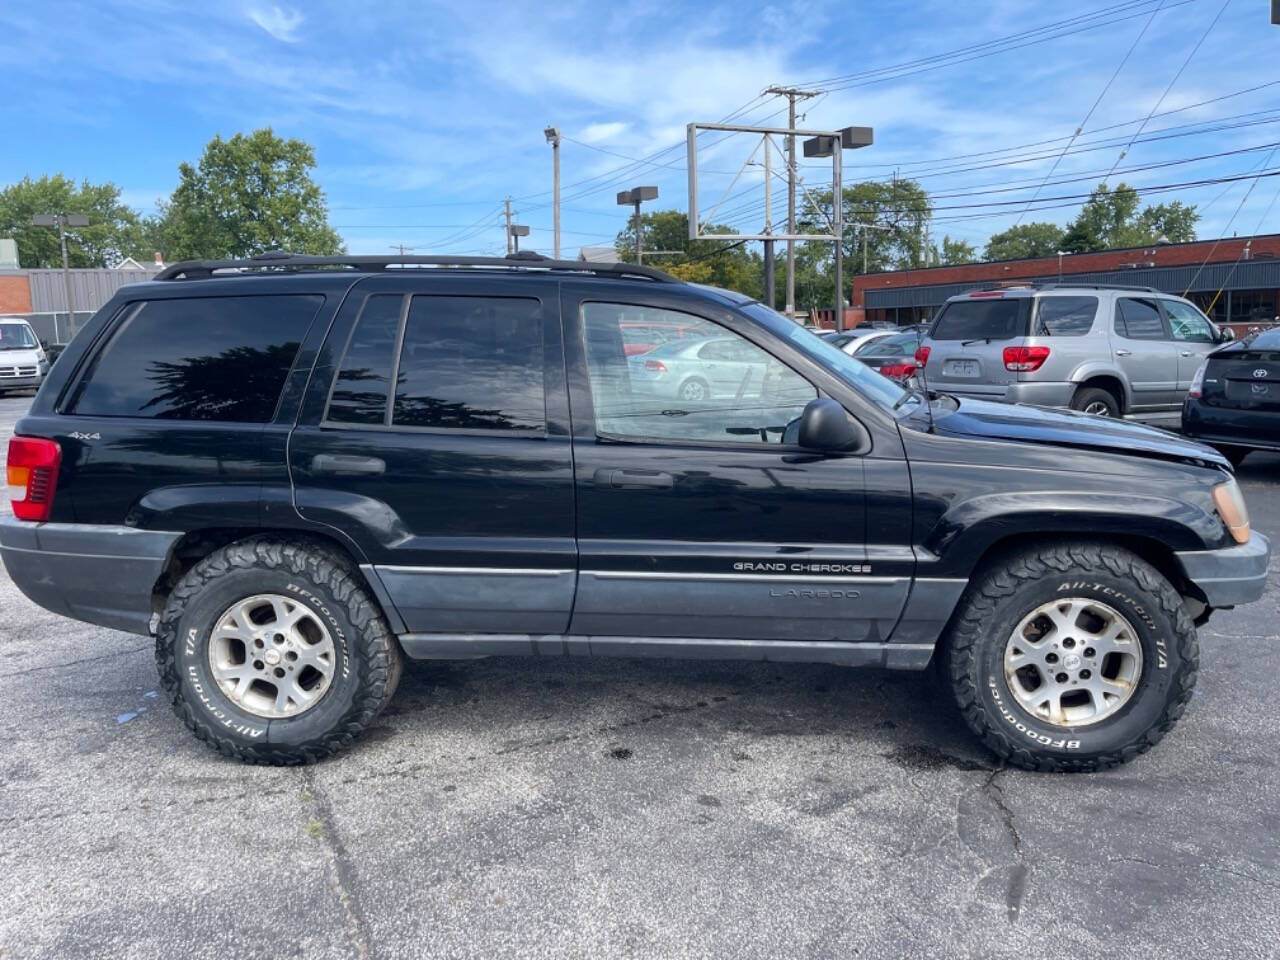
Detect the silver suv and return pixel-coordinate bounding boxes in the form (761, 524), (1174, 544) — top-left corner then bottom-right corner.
(915, 284), (1230, 418)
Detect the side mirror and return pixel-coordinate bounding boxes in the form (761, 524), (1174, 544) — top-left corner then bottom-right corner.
(796, 397), (869, 454)
(1218, 326), (1236, 342)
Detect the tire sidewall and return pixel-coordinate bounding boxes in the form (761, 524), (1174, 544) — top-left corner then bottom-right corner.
(1072, 387), (1119, 418)
(972, 569), (1185, 761)
(171, 565), (362, 750)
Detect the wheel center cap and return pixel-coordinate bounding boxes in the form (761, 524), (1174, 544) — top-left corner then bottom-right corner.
(1063, 653), (1082, 671)
(264, 649), (282, 666)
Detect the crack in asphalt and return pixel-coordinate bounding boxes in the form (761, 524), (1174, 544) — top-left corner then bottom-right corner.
(305, 770), (374, 960)
(0, 644), (150, 679)
(980, 766), (1029, 924)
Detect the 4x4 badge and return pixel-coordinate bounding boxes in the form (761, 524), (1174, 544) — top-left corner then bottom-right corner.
(1255, 369), (1269, 378)
(69, 431), (101, 441)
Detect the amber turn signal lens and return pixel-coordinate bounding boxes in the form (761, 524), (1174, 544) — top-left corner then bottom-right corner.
(1212, 480), (1251, 545)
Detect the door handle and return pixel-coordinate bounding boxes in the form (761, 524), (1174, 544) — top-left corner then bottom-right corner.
(1115, 349), (1132, 357)
(1179, 350), (1193, 357)
(311, 454), (386, 476)
(593, 467), (674, 489)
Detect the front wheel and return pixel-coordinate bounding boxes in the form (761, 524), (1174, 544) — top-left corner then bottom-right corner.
(156, 538), (402, 764)
(945, 542), (1198, 772)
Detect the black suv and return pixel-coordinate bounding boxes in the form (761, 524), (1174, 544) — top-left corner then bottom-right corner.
(0, 253), (1269, 770)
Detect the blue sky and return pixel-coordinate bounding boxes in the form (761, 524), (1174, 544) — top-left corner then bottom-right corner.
(2, 0), (1277, 258)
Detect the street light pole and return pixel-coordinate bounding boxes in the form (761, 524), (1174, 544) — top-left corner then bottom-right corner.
(617, 186), (658, 265)
(544, 127), (562, 259)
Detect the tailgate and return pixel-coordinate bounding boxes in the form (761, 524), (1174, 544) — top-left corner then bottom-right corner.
(1207, 350), (1280, 411)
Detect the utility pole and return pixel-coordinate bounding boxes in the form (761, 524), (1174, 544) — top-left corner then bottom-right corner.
(389, 243), (417, 256)
(503, 197), (515, 255)
(31, 212), (88, 343)
(544, 127), (562, 259)
(763, 133), (774, 307)
(765, 86), (818, 316)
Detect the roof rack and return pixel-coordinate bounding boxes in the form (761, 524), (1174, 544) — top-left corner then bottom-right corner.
(153, 250), (680, 284)
(1035, 282), (1161, 293)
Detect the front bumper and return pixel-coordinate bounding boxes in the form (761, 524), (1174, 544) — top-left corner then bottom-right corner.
(1174, 530), (1271, 608)
(0, 374), (42, 390)
(0, 517), (180, 635)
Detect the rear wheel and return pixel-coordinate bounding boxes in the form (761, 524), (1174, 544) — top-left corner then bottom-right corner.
(945, 542), (1197, 771)
(1070, 386), (1120, 418)
(156, 538), (402, 764)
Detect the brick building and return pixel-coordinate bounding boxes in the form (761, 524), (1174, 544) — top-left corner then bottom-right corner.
(839, 233), (1280, 332)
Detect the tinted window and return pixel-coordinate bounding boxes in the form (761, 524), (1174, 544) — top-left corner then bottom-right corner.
(1164, 300), (1214, 343)
(1035, 296), (1097, 336)
(392, 296), (544, 432)
(327, 295), (403, 424)
(855, 332), (919, 356)
(582, 303), (815, 444)
(71, 294), (320, 421)
(931, 299), (1029, 341)
(1114, 298), (1166, 340)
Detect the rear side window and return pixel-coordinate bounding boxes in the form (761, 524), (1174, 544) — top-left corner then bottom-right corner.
(1034, 296), (1097, 336)
(393, 296), (544, 432)
(70, 294), (321, 421)
(931, 298), (1029, 341)
(1114, 298), (1167, 340)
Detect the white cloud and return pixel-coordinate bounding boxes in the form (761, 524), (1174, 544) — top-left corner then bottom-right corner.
(579, 121), (629, 144)
(246, 3), (303, 43)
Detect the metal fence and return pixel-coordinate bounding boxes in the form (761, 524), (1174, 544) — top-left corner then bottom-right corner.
(26, 268), (156, 315)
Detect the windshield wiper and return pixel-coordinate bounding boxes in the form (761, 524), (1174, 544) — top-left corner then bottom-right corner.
(960, 336), (992, 346)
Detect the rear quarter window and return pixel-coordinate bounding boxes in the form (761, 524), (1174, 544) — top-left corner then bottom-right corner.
(930, 298), (1030, 341)
(68, 294), (322, 421)
(1033, 296), (1098, 336)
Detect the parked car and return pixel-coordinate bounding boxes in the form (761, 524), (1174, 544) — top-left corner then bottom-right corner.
(850, 330), (926, 381)
(618, 319), (699, 356)
(1182, 325), (1280, 465)
(0, 253), (1267, 771)
(836, 328), (899, 356)
(915, 285), (1232, 418)
(0, 317), (49, 396)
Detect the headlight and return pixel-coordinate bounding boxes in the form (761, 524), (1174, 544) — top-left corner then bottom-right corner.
(1212, 479), (1251, 545)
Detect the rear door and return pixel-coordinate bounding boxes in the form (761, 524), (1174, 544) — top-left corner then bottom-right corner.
(923, 295), (1029, 399)
(288, 273), (576, 634)
(1111, 297), (1180, 409)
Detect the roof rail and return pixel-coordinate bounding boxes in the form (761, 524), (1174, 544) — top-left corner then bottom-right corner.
(1036, 282), (1161, 293)
(153, 250), (680, 284)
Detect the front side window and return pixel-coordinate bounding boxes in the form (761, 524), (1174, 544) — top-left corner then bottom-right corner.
(1114, 298), (1167, 340)
(393, 295), (544, 432)
(1034, 296), (1097, 337)
(1163, 300), (1214, 342)
(582, 303), (815, 444)
(70, 294), (321, 421)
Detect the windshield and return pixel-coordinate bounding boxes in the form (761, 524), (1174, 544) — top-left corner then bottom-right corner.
(739, 303), (908, 411)
(0, 323), (38, 350)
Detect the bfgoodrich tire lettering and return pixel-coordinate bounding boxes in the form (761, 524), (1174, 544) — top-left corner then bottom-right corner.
(945, 542), (1198, 772)
(156, 538), (402, 764)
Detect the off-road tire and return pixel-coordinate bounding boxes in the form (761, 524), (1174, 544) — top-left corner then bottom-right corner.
(945, 542), (1198, 772)
(156, 537), (402, 765)
(1070, 386), (1121, 418)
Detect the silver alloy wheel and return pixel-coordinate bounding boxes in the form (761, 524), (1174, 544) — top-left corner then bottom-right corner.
(207, 594), (336, 719)
(1083, 400), (1112, 416)
(1003, 597), (1143, 727)
(679, 379), (707, 401)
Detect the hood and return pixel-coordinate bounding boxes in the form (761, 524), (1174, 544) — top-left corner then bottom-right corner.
(0, 347), (42, 363)
(932, 398), (1229, 469)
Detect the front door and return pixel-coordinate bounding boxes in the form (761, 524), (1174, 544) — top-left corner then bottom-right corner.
(1112, 297), (1181, 410)
(288, 274), (576, 634)
(564, 289), (906, 644)
(1163, 298), (1218, 392)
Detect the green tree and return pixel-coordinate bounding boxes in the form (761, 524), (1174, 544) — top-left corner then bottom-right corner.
(615, 209), (763, 297)
(159, 128), (342, 260)
(0, 174), (154, 268)
(1059, 182), (1198, 253)
(938, 234), (977, 266)
(983, 222), (1065, 261)
(793, 178), (932, 308)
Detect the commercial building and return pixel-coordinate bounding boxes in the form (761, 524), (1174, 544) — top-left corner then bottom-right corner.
(846, 233), (1280, 333)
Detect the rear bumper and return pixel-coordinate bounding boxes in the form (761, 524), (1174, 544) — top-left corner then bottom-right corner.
(940, 381), (1076, 407)
(1182, 399), (1280, 451)
(1174, 531), (1271, 608)
(0, 517), (179, 635)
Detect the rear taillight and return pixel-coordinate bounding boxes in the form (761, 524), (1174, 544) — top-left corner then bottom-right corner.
(643, 359), (667, 373)
(7, 436), (61, 521)
(879, 361), (918, 379)
(1003, 345), (1051, 372)
(914, 345), (931, 366)
(1188, 361), (1207, 399)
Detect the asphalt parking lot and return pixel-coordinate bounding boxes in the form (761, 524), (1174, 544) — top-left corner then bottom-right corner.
(0, 393), (1276, 960)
